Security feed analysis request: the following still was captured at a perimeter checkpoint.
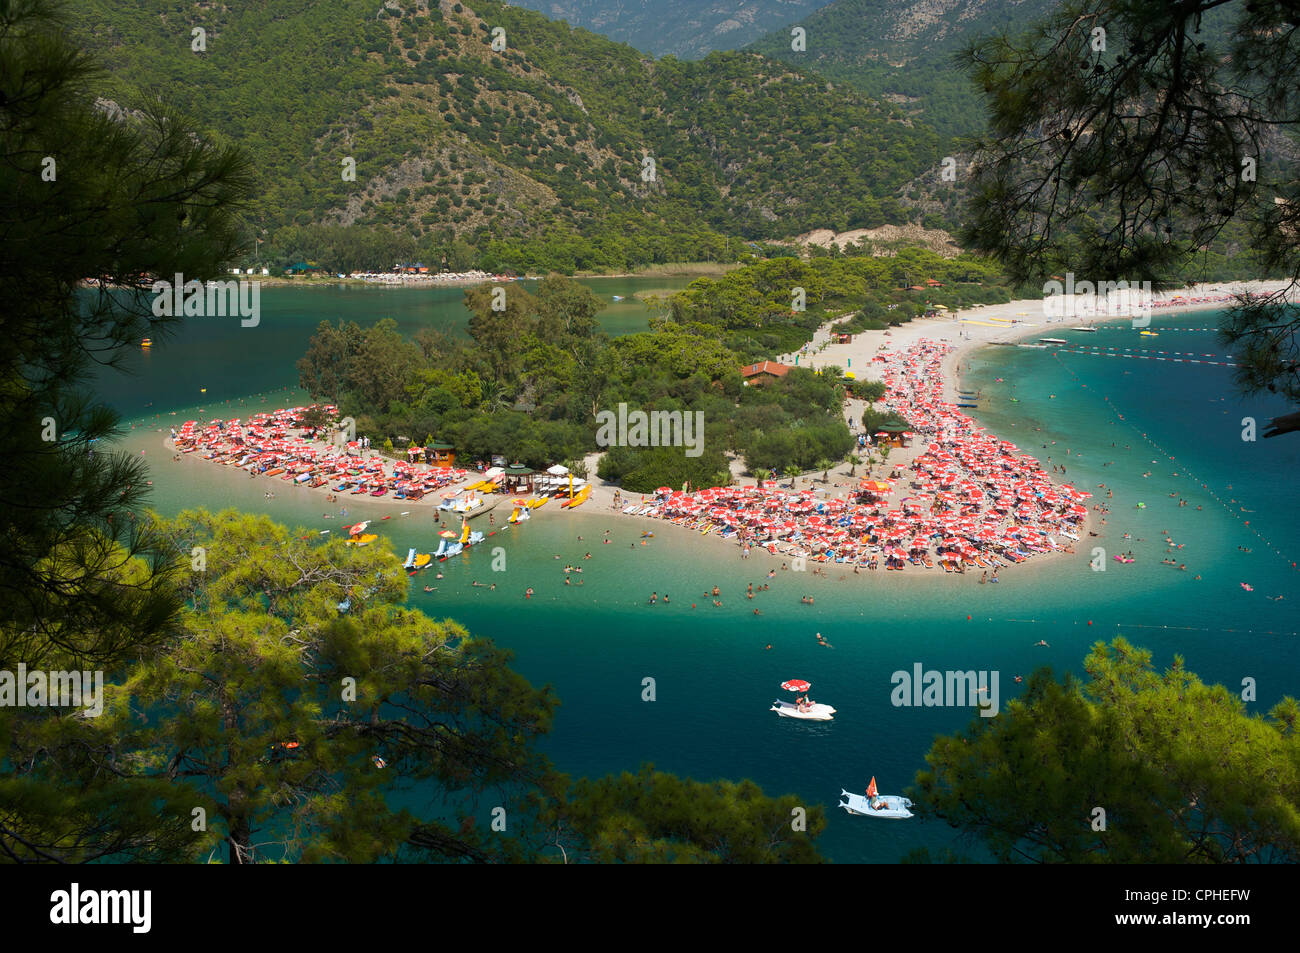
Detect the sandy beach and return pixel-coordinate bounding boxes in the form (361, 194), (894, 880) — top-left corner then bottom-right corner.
(160, 278), (1287, 578)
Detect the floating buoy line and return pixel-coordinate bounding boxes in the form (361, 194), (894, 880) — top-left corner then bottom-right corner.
(1053, 345), (1237, 367)
(1088, 326), (1224, 333)
(1049, 352), (1300, 573)
(993, 617), (1298, 638)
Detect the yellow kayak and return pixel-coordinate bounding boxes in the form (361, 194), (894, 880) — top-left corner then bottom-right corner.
(345, 533), (378, 546)
(528, 497), (548, 509)
(564, 485), (591, 508)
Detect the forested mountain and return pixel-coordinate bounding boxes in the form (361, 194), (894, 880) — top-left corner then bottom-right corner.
(750, 0), (1056, 143)
(71, 0), (941, 273)
(508, 0), (834, 59)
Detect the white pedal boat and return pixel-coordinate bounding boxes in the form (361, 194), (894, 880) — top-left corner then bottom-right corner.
(839, 789), (914, 819)
(771, 698), (836, 721)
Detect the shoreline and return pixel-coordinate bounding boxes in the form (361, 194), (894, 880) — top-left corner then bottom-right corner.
(155, 279), (1285, 583)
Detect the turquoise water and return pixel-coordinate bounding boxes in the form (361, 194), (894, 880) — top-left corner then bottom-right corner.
(98, 277), (682, 420)
(107, 306), (1300, 862)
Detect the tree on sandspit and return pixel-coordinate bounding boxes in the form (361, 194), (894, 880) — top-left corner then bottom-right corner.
(911, 638), (1300, 862)
(847, 453), (861, 476)
(816, 457), (834, 482)
(784, 464), (801, 487)
(959, 0), (1300, 436)
(0, 0), (251, 861)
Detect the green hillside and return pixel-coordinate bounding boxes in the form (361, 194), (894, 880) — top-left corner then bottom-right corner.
(71, 0), (941, 273)
(749, 0), (1056, 144)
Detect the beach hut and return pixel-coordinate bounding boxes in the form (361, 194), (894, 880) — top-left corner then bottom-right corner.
(424, 441), (455, 467)
(502, 463), (537, 494)
(873, 420), (912, 448)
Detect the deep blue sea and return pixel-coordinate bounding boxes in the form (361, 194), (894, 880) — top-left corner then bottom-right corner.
(102, 295), (1300, 863)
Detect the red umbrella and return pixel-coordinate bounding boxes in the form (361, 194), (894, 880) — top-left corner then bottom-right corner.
(781, 679), (811, 693)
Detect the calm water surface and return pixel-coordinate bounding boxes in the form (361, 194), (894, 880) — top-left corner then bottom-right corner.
(106, 303), (1300, 862)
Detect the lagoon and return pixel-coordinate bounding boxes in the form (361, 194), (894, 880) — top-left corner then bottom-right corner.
(108, 296), (1300, 862)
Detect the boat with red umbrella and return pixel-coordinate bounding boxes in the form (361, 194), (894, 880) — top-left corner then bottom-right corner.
(771, 678), (836, 721)
(839, 775), (914, 818)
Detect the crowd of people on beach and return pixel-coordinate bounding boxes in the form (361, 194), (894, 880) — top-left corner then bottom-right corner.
(616, 340), (1091, 572)
(171, 407), (470, 500)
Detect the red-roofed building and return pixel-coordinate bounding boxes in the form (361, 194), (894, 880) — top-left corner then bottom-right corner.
(741, 361), (794, 385)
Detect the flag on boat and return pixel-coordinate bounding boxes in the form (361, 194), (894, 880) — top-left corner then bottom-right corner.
(866, 776), (878, 798)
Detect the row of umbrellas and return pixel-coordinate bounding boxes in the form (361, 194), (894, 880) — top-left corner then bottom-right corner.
(174, 407), (468, 495)
(638, 339), (1090, 567)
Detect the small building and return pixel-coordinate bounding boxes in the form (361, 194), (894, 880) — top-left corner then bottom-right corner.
(872, 420), (913, 448)
(502, 463), (537, 494)
(741, 361), (794, 385)
(423, 440), (456, 467)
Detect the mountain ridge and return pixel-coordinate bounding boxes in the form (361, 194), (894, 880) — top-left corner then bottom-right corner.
(71, 0), (943, 271)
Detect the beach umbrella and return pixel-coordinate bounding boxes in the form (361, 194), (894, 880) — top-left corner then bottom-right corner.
(781, 679), (811, 693)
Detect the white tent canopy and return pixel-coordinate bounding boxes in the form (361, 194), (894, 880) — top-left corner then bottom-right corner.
(546, 464), (569, 475)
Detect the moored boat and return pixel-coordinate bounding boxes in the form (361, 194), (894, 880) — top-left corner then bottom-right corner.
(771, 678), (835, 721)
(839, 778), (913, 818)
